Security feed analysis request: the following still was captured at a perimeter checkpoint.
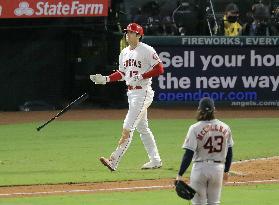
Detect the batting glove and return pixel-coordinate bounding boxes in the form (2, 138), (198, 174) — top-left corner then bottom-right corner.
(127, 74), (143, 87)
(90, 74), (109, 85)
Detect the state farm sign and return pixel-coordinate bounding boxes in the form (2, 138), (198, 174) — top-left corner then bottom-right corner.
(0, 0), (108, 18)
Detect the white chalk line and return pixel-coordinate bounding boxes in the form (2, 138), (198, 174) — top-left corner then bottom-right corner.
(232, 156), (279, 164)
(1, 179), (279, 197)
(0, 185), (172, 197)
(0, 156), (278, 197)
(225, 179), (279, 185)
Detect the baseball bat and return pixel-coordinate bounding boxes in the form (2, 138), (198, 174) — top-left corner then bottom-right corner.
(36, 92), (89, 131)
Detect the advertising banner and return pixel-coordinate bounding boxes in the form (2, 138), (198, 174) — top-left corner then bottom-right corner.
(152, 45), (279, 107)
(0, 0), (108, 18)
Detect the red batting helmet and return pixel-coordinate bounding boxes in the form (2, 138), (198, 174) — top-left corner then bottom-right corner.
(124, 23), (144, 36)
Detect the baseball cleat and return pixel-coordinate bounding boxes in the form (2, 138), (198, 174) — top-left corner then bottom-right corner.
(141, 161), (162, 169)
(100, 157), (116, 171)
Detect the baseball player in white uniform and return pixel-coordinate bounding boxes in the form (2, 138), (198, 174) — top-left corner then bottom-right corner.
(90, 23), (164, 171)
(176, 97), (234, 205)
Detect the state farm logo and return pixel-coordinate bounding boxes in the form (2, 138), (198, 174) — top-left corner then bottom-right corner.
(13, 1), (104, 17)
(0, 5), (2, 16)
(14, 2), (34, 16)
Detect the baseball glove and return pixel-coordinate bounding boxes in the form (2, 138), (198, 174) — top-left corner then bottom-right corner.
(174, 180), (196, 200)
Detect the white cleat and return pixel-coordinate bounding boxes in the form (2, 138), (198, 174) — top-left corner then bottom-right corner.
(141, 161), (162, 169)
(100, 157), (116, 172)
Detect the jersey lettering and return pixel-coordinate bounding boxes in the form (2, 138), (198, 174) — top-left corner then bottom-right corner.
(203, 136), (224, 153)
(213, 136), (223, 152)
(203, 137), (213, 153)
(124, 59), (142, 68)
(198, 125), (228, 139)
(129, 70), (139, 77)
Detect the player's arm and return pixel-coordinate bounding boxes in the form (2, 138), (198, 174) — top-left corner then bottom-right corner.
(224, 129), (234, 181)
(142, 62), (164, 79)
(90, 70), (124, 84)
(176, 148), (194, 180)
(224, 147), (233, 181)
(224, 147), (233, 172)
(177, 126), (196, 180)
(142, 48), (164, 79)
(107, 70), (124, 82)
(90, 51), (125, 84)
(127, 62), (164, 86)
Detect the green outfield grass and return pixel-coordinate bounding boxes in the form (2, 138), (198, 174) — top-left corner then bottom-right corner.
(0, 184), (278, 205)
(0, 118), (278, 186)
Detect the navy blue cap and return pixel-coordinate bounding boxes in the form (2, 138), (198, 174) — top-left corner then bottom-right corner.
(198, 97), (215, 112)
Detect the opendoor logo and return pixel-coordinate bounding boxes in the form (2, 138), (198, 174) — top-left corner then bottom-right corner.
(14, 2), (34, 16)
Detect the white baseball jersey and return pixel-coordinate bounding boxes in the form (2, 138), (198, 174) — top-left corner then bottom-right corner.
(118, 42), (161, 89)
(182, 119), (234, 162)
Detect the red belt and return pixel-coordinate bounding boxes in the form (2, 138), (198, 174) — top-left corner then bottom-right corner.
(128, 85), (142, 90)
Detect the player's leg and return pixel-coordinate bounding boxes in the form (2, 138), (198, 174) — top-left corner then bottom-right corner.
(100, 91), (145, 171)
(207, 164), (224, 205)
(135, 89), (161, 168)
(136, 110), (162, 169)
(190, 163), (208, 205)
(103, 128), (133, 170)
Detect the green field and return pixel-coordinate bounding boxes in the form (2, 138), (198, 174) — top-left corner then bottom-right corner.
(0, 118), (278, 204)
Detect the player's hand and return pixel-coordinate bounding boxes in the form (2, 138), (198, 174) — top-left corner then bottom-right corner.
(176, 175), (183, 181)
(174, 175), (184, 186)
(223, 172), (229, 182)
(90, 74), (108, 85)
(127, 74), (143, 87)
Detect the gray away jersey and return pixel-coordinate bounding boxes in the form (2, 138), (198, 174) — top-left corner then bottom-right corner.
(182, 119), (234, 162)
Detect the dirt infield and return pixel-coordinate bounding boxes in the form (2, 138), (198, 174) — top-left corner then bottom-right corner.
(0, 108), (278, 197)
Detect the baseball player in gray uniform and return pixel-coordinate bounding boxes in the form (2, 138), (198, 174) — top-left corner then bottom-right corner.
(176, 97), (234, 205)
(90, 23), (164, 171)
